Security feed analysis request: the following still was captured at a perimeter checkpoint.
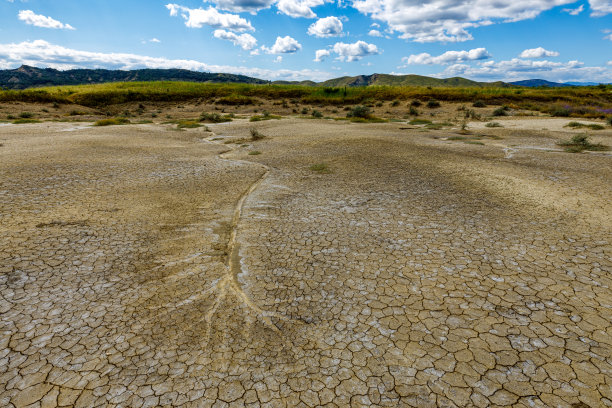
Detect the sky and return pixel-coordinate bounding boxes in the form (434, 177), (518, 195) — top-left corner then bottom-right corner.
(0, 0), (611, 83)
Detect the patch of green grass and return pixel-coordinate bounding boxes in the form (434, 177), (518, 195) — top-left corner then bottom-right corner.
(12, 118), (41, 124)
(558, 134), (609, 153)
(473, 100), (486, 107)
(68, 110), (87, 116)
(93, 118), (131, 126)
(309, 163), (331, 174)
(565, 121), (605, 130)
(464, 141), (485, 145)
(248, 151), (262, 155)
(408, 119), (432, 125)
(19, 112), (34, 119)
(425, 122), (453, 130)
(485, 122), (503, 128)
(311, 110), (323, 118)
(447, 136), (467, 141)
(177, 120), (202, 129)
(250, 113), (281, 121)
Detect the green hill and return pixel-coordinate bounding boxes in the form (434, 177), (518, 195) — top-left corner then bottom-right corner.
(316, 73), (511, 88)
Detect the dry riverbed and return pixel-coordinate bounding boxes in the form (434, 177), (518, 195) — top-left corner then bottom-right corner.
(0, 118), (611, 407)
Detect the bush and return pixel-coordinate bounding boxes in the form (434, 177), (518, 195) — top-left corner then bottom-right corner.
(607, 116), (612, 126)
(550, 107), (571, 117)
(301, 107), (309, 115)
(473, 100), (486, 108)
(346, 105), (371, 118)
(93, 118), (130, 126)
(427, 100), (441, 108)
(409, 119), (432, 125)
(12, 119), (41, 124)
(250, 128), (265, 141)
(558, 134), (609, 153)
(311, 110), (323, 118)
(391, 100), (400, 107)
(410, 100), (422, 107)
(409, 107), (419, 116)
(177, 120), (201, 129)
(248, 151), (262, 155)
(19, 112), (34, 118)
(492, 107), (508, 116)
(200, 112), (232, 123)
(485, 122), (503, 128)
(216, 94), (255, 105)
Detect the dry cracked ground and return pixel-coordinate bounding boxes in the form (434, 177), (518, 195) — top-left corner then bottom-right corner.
(1, 118), (611, 407)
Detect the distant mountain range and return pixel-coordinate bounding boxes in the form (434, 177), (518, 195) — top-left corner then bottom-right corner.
(0, 66), (608, 90)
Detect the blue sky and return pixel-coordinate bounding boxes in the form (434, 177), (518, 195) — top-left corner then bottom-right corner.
(0, 0), (611, 82)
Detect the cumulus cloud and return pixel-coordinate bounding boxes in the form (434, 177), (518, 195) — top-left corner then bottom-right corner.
(150, 38), (161, 43)
(18, 10), (75, 30)
(315, 40), (380, 62)
(166, 4), (253, 31)
(276, 0), (325, 18)
(590, 0), (612, 16)
(519, 47), (559, 58)
(562, 4), (584, 14)
(212, 0), (275, 13)
(0, 40), (332, 81)
(350, 0), (585, 42)
(368, 29), (382, 37)
(402, 48), (490, 65)
(307, 16), (344, 37)
(433, 57), (612, 83)
(213, 30), (257, 50)
(262, 36), (302, 54)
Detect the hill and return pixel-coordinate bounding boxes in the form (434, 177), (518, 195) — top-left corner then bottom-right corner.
(316, 73), (510, 88)
(0, 65), (268, 90)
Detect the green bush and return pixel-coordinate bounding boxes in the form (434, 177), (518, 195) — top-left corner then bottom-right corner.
(410, 100), (422, 107)
(19, 112), (34, 118)
(409, 107), (419, 116)
(346, 105), (371, 118)
(492, 107), (508, 116)
(485, 122), (503, 128)
(199, 112), (232, 123)
(93, 118), (130, 126)
(558, 134), (609, 153)
(427, 100), (441, 108)
(250, 128), (265, 141)
(473, 100), (486, 108)
(311, 110), (323, 118)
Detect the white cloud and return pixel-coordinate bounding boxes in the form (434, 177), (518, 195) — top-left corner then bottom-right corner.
(276, 0), (325, 18)
(315, 40), (380, 62)
(605, 32), (612, 41)
(351, 0), (584, 43)
(562, 4), (584, 14)
(0, 40), (333, 81)
(18, 10), (75, 30)
(274, 56), (283, 63)
(434, 57), (612, 83)
(307, 16), (344, 37)
(590, 0), (612, 16)
(262, 36), (302, 54)
(519, 47), (560, 58)
(368, 29), (382, 37)
(212, 0), (275, 13)
(314, 49), (331, 61)
(213, 30), (257, 50)
(166, 4), (253, 31)
(402, 48), (490, 65)
(150, 38), (161, 43)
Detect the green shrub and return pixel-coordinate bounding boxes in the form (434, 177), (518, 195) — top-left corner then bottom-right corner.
(346, 105), (371, 118)
(250, 128), (265, 141)
(410, 100), (422, 107)
(607, 116), (612, 126)
(492, 107), (508, 116)
(473, 100), (486, 108)
(199, 112), (232, 123)
(391, 100), (400, 107)
(427, 100), (441, 108)
(311, 110), (323, 118)
(177, 120), (201, 129)
(409, 107), (419, 116)
(248, 151), (262, 155)
(301, 107), (309, 115)
(216, 94), (255, 105)
(12, 118), (41, 124)
(409, 119), (432, 125)
(19, 112), (34, 118)
(558, 134), (609, 153)
(485, 122), (503, 128)
(550, 107), (571, 117)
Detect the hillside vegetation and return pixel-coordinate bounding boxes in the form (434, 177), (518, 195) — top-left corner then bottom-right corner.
(1, 81), (611, 118)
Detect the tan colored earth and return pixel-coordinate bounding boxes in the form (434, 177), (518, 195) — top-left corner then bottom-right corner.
(1, 115), (611, 407)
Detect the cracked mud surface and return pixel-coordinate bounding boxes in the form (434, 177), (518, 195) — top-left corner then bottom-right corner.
(1, 120), (611, 407)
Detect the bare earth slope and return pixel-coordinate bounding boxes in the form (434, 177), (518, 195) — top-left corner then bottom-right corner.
(0, 119), (611, 407)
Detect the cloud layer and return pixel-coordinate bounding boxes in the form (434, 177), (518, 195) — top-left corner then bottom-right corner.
(402, 48), (490, 65)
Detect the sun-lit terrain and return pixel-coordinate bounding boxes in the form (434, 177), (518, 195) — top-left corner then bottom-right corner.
(1, 90), (611, 407)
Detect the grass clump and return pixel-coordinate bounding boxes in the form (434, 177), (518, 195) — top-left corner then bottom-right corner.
(311, 110), (323, 118)
(248, 151), (262, 155)
(409, 119), (432, 125)
(250, 111), (281, 121)
(425, 122), (453, 130)
(310, 163), (331, 174)
(13, 118), (41, 124)
(177, 120), (202, 129)
(427, 100), (441, 108)
(558, 134), (609, 153)
(216, 94), (255, 105)
(19, 112), (34, 119)
(410, 100), (422, 107)
(492, 106), (509, 116)
(200, 112), (232, 123)
(93, 117), (131, 126)
(485, 122), (503, 128)
(565, 121), (605, 130)
(346, 105), (371, 119)
(473, 100), (486, 108)
(250, 127), (266, 141)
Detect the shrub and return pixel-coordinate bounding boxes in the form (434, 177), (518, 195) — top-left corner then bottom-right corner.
(19, 112), (34, 118)
(311, 110), (323, 118)
(309, 163), (331, 173)
(550, 107), (571, 117)
(301, 107), (309, 115)
(216, 94), (255, 105)
(177, 120), (201, 129)
(473, 100), (486, 108)
(558, 134), (609, 153)
(248, 151), (262, 155)
(409, 119), (432, 125)
(565, 121), (605, 130)
(93, 118), (130, 126)
(346, 105), (371, 118)
(200, 112), (232, 123)
(409, 107), (419, 116)
(492, 107), (508, 116)
(250, 128), (265, 141)
(607, 116), (612, 126)
(485, 122), (503, 128)
(410, 100), (422, 107)
(427, 100), (441, 108)
(12, 119), (41, 124)
(391, 100), (400, 107)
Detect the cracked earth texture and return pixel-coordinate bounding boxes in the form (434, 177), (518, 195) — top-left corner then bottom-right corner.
(1, 119), (611, 407)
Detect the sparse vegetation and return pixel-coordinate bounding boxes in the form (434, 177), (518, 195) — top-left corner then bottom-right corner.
(248, 151), (262, 155)
(473, 100), (486, 107)
(177, 120), (202, 129)
(427, 100), (441, 108)
(346, 105), (372, 119)
(250, 127), (265, 141)
(485, 122), (503, 128)
(493, 106), (509, 116)
(93, 118), (131, 126)
(12, 118), (41, 124)
(19, 112), (34, 118)
(565, 121), (605, 130)
(409, 119), (432, 125)
(199, 112), (232, 123)
(409, 107), (419, 116)
(558, 134), (609, 153)
(311, 110), (323, 118)
(250, 112), (281, 121)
